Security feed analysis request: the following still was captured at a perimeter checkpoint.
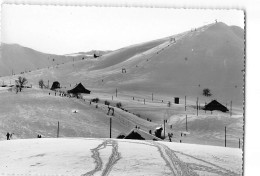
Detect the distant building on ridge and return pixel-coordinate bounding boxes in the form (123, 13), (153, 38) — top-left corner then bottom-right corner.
(203, 100), (229, 112)
(50, 81), (60, 90)
(67, 82), (91, 94)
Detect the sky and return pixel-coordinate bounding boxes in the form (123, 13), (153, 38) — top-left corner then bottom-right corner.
(1, 4), (244, 55)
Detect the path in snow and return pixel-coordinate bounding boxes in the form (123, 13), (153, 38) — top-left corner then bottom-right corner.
(150, 141), (239, 176)
(82, 139), (121, 176)
(81, 139), (240, 176)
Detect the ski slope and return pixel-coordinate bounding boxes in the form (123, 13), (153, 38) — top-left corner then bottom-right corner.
(0, 138), (242, 175)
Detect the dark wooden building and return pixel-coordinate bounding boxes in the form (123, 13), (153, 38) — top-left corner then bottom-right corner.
(67, 83), (91, 94)
(203, 100), (229, 112)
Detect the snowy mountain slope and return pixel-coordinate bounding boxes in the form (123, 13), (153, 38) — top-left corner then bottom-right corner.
(90, 34), (181, 70)
(0, 43), (87, 77)
(13, 22), (243, 106)
(0, 138), (242, 175)
(1, 23), (244, 107)
(96, 22), (244, 106)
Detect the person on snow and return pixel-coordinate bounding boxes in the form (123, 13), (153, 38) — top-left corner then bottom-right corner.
(6, 132), (10, 140)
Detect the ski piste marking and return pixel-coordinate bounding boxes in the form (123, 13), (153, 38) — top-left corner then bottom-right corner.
(82, 139), (121, 176)
(83, 139), (240, 176)
(101, 140), (121, 176)
(174, 150), (240, 176)
(149, 141), (198, 176)
(150, 141), (240, 176)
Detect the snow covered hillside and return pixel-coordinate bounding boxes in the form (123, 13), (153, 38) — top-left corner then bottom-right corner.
(1, 22), (244, 107)
(0, 138), (242, 175)
(0, 22), (244, 148)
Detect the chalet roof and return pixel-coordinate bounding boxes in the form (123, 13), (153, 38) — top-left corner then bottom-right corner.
(67, 83), (91, 94)
(204, 100), (229, 112)
(124, 128), (162, 141)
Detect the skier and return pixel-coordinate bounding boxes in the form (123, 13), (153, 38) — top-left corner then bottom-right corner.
(6, 132), (10, 140)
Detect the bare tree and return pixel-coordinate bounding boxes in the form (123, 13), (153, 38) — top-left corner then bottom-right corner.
(203, 88), (212, 97)
(15, 76), (28, 92)
(39, 79), (44, 89)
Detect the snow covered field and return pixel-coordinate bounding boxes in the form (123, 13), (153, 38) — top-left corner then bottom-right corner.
(0, 138), (242, 175)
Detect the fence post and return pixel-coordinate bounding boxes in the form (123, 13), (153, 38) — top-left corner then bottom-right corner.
(164, 120), (166, 138)
(57, 121), (59, 138)
(196, 97), (199, 116)
(230, 101), (232, 117)
(186, 115), (188, 131)
(225, 126), (227, 147)
(110, 117), (112, 138)
(185, 96), (186, 111)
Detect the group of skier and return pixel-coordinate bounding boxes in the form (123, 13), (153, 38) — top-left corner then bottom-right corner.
(6, 132), (42, 140)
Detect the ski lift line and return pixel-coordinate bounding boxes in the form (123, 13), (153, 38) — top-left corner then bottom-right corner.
(114, 92), (193, 107)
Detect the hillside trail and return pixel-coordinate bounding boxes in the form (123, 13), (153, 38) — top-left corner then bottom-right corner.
(81, 139), (239, 176)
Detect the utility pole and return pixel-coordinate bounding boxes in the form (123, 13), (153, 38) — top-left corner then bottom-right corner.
(196, 97), (199, 116)
(186, 115), (188, 131)
(239, 138), (240, 149)
(225, 126), (227, 147)
(110, 117), (112, 138)
(57, 121), (60, 138)
(164, 120), (166, 138)
(230, 101), (232, 117)
(116, 88), (117, 97)
(185, 96), (186, 111)
(144, 99), (145, 105)
(152, 93), (153, 101)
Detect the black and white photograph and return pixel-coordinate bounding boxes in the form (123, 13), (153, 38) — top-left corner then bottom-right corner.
(0, 3), (245, 175)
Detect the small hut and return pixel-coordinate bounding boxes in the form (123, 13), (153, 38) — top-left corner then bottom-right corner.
(174, 97), (179, 104)
(50, 81), (60, 90)
(203, 100), (229, 112)
(154, 127), (163, 139)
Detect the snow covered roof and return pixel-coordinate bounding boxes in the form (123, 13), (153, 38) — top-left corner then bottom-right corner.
(124, 128), (162, 141)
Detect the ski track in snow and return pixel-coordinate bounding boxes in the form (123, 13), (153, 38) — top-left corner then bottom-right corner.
(149, 141), (239, 176)
(81, 139), (239, 176)
(82, 139), (121, 176)
(149, 141), (198, 176)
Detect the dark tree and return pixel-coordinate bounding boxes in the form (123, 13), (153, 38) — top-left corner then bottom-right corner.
(105, 100), (110, 106)
(203, 88), (212, 97)
(39, 79), (44, 89)
(91, 98), (99, 103)
(15, 76), (28, 92)
(116, 102), (122, 108)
